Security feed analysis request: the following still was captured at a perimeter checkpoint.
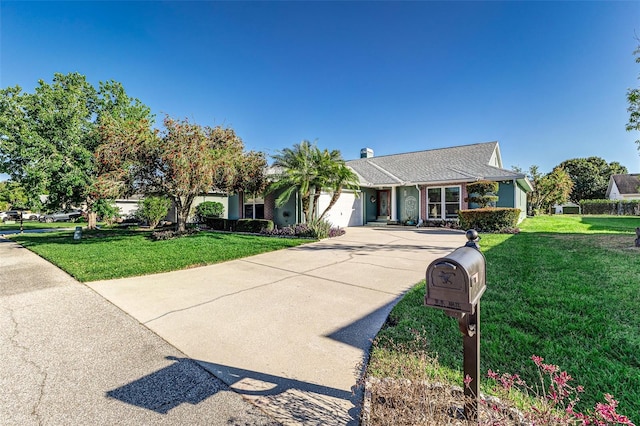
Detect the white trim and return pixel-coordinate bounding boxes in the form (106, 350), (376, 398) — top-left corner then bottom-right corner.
(391, 187), (397, 221)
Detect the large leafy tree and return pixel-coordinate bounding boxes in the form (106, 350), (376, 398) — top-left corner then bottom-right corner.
(269, 140), (359, 223)
(0, 180), (30, 211)
(627, 44), (640, 151)
(556, 157), (627, 202)
(527, 165), (573, 214)
(0, 72), (151, 228)
(97, 116), (266, 232)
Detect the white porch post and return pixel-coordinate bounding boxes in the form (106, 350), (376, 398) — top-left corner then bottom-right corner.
(391, 187), (397, 221)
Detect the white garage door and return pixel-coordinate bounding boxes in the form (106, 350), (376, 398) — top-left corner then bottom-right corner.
(317, 191), (363, 227)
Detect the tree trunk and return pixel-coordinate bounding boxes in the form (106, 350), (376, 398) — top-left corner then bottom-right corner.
(87, 211), (98, 229)
(175, 194), (196, 232)
(301, 195), (311, 223)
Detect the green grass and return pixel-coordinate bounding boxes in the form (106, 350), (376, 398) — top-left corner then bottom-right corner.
(369, 215), (640, 422)
(9, 229), (310, 282)
(0, 221), (82, 231)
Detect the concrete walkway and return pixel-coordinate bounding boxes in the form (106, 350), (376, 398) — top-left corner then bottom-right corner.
(88, 227), (466, 425)
(0, 239), (279, 425)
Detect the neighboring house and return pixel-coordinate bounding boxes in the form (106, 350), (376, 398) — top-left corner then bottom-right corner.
(605, 174), (640, 200)
(263, 141), (532, 228)
(115, 195), (143, 218)
(116, 192), (232, 222)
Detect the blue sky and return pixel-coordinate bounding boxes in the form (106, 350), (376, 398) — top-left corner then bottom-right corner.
(1, 1), (639, 179)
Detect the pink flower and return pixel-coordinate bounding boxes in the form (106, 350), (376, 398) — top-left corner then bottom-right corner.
(487, 369), (498, 379)
(541, 363), (558, 374)
(531, 355), (544, 366)
(464, 374), (473, 388)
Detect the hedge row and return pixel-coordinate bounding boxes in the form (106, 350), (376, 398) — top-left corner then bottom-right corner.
(458, 208), (521, 232)
(580, 199), (640, 216)
(203, 218), (274, 233)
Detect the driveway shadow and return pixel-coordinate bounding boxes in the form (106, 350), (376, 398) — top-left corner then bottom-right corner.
(106, 356), (226, 414)
(196, 361), (361, 426)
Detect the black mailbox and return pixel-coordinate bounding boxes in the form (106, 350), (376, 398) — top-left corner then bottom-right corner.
(425, 246), (486, 314)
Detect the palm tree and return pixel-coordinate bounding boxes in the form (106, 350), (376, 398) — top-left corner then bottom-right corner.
(269, 140), (359, 223)
(269, 140), (318, 223)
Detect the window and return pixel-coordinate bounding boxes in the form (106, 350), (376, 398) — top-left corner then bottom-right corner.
(427, 186), (460, 219)
(244, 195), (264, 219)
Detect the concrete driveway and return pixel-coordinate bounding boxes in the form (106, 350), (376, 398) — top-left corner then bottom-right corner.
(0, 239), (277, 426)
(88, 226), (466, 425)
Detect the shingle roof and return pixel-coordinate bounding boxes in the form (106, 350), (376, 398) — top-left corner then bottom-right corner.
(346, 142), (525, 186)
(612, 174), (640, 195)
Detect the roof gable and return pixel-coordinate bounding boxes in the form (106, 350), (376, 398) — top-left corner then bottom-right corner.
(611, 174), (640, 195)
(347, 141), (525, 186)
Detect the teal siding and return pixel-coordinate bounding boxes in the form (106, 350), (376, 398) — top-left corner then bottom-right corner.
(364, 188), (377, 222)
(228, 194), (240, 219)
(272, 191), (299, 227)
(496, 181), (515, 208)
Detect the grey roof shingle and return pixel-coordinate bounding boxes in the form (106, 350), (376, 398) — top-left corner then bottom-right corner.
(612, 174), (640, 195)
(346, 142), (524, 186)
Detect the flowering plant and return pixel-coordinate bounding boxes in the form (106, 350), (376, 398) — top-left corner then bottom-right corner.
(478, 355), (634, 425)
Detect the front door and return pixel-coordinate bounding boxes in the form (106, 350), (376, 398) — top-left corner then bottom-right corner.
(377, 190), (390, 217)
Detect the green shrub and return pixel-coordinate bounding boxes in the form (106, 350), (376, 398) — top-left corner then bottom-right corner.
(235, 219), (274, 233)
(150, 228), (199, 241)
(465, 180), (499, 208)
(458, 208), (520, 232)
(135, 196), (171, 229)
(307, 218), (332, 239)
(580, 199), (640, 215)
(94, 199), (121, 225)
(204, 218), (237, 231)
(195, 201), (224, 222)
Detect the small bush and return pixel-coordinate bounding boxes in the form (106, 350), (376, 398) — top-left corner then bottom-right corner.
(150, 228), (200, 241)
(195, 201), (224, 222)
(235, 219), (274, 233)
(260, 221), (345, 239)
(419, 219), (461, 229)
(307, 218), (332, 239)
(458, 208), (520, 232)
(136, 196), (171, 229)
(261, 223), (314, 238)
(94, 199), (121, 225)
(329, 227), (346, 238)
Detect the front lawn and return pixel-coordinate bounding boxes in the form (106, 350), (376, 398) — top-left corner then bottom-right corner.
(9, 229), (310, 282)
(368, 215), (640, 423)
(0, 221), (80, 231)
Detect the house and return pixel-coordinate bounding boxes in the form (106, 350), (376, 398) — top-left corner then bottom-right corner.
(605, 174), (640, 200)
(117, 141), (532, 228)
(263, 141), (532, 228)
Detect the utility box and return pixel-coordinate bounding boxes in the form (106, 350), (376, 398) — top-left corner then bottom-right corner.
(425, 246), (486, 314)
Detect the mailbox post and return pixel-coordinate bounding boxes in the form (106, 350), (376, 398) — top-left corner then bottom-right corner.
(425, 229), (485, 422)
